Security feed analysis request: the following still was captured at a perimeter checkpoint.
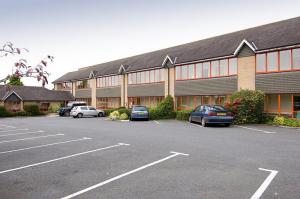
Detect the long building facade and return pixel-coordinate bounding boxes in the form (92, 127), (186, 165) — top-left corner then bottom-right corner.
(53, 17), (300, 118)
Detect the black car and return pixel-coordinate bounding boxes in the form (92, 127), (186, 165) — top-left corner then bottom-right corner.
(58, 101), (87, 116)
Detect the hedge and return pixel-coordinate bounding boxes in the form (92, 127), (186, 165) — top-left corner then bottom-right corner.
(226, 89), (265, 124)
(175, 110), (193, 121)
(23, 104), (42, 116)
(272, 115), (300, 127)
(149, 96), (175, 120)
(104, 107), (130, 117)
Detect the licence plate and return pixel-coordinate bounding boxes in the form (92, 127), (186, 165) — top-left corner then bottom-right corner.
(138, 112), (144, 115)
(217, 113), (226, 116)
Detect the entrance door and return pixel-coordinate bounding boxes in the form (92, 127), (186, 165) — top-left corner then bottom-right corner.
(294, 95), (300, 119)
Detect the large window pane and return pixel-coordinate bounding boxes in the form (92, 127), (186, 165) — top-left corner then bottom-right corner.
(220, 59), (228, 76)
(280, 50), (291, 71)
(293, 48), (300, 69)
(211, 61), (219, 77)
(267, 52), (278, 71)
(154, 69), (160, 82)
(160, 69), (165, 81)
(136, 72), (141, 84)
(141, 72), (146, 83)
(131, 73), (136, 84)
(128, 74), (132, 84)
(105, 77), (109, 87)
(145, 71), (150, 83)
(188, 64), (195, 79)
(175, 66), (181, 80)
(181, 65), (188, 79)
(256, 54), (266, 72)
(196, 63), (202, 78)
(203, 62), (210, 78)
(150, 70), (155, 82)
(229, 58), (237, 75)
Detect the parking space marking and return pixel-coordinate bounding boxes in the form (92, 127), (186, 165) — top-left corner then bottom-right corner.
(186, 122), (203, 128)
(0, 137), (92, 154)
(0, 124), (16, 129)
(250, 168), (278, 199)
(0, 128), (29, 133)
(235, 125), (276, 134)
(60, 151), (189, 199)
(153, 120), (160, 124)
(0, 143), (130, 174)
(0, 130), (44, 137)
(0, 134), (64, 144)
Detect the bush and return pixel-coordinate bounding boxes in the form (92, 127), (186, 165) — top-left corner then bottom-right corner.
(272, 115), (300, 127)
(109, 110), (120, 120)
(273, 116), (285, 125)
(104, 107), (130, 117)
(149, 95), (175, 120)
(119, 113), (129, 120)
(226, 89), (265, 124)
(48, 103), (61, 113)
(176, 110), (193, 121)
(0, 106), (11, 117)
(23, 104), (41, 116)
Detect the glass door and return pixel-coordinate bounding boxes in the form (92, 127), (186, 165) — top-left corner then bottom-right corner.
(293, 95), (300, 119)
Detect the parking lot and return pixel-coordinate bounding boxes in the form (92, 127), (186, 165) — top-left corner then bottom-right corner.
(0, 116), (299, 199)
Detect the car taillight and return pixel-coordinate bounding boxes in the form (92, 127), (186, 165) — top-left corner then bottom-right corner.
(208, 111), (217, 116)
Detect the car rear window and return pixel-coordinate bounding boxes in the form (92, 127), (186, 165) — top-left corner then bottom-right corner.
(133, 106), (147, 111)
(208, 105), (226, 111)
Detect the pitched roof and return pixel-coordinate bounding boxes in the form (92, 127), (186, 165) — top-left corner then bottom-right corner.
(53, 16), (300, 83)
(0, 85), (74, 101)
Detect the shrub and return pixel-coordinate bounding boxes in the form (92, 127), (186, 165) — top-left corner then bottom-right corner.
(0, 106), (11, 117)
(226, 89), (265, 124)
(23, 104), (42, 116)
(117, 107), (130, 116)
(176, 110), (193, 121)
(119, 113), (128, 120)
(48, 103), (61, 113)
(273, 116), (285, 125)
(109, 110), (120, 120)
(149, 95), (175, 120)
(104, 108), (116, 116)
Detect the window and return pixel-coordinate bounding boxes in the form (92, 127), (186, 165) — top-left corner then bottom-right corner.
(267, 52), (278, 71)
(131, 73), (137, 84)
(154, 69), (160, 82)
(76, 80), (90, 89)
(256, 54), (266, 72)
(211, 61), (219, 77)
(181, 65), (188, 79)
(293, 48), (300, 69)
(188, 64), (195, 79)
(160, 69), (165, 81)
(196, 63), (202, 78)
(176, 66), (181, 80)
(136, 72), (141, 84)
(203, 62), (210, 78)
(229, 58), (237, 75)
(141, 71), (146, 84)
(280, 50), (291, 71)
(220, 59), (228, 76)
(150, 70), (155, 82)
(145, 71), (150, 83)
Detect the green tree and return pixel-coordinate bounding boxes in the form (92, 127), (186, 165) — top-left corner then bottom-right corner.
(8, 75), (23, 86)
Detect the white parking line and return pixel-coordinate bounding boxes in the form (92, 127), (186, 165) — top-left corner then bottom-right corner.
(153, 120), (160, 124)
(0, 137), (92, 154)
(0, 134), (64, 144)
(186, 122), (203, 128)
(0, 143), (129, 174)
(0, 124), (16, 129)
(60, 151), (189, 199)
(235, 125), (276, 134)
(250, 168), (278, 199)
(0, 130), (44, 137)
(0, 128), (29, 133)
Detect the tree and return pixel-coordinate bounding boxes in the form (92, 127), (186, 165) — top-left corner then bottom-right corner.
(0, 42), (54, 87)
(8, 75), (23, 86)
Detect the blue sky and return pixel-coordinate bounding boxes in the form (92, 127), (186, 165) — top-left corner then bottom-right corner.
(1, 0), (300, 88)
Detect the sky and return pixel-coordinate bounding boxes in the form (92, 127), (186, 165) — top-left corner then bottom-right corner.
(1, 0), (300, 89)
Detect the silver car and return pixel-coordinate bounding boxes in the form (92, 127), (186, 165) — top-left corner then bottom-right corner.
(71, 106), (105, 118)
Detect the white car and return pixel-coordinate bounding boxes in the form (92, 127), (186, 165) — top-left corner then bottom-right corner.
(70, 106), (105, 118)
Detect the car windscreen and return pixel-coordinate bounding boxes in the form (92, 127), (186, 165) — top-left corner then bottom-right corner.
(133, 107), (147, 111)
(208, 105), (226, 111)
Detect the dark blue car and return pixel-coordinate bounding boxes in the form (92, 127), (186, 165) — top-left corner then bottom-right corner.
(189, 105), (234, 127)
(129, 105), (149, 121)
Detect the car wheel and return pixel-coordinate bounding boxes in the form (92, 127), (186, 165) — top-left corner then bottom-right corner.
(77, 113), (83, 118)
(98, 112), (104, 117)
(188, 115), (193, 123)
(73, 116), (77, 118)
(224, 123), (231, 127)
(201, 118), (206, 127)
